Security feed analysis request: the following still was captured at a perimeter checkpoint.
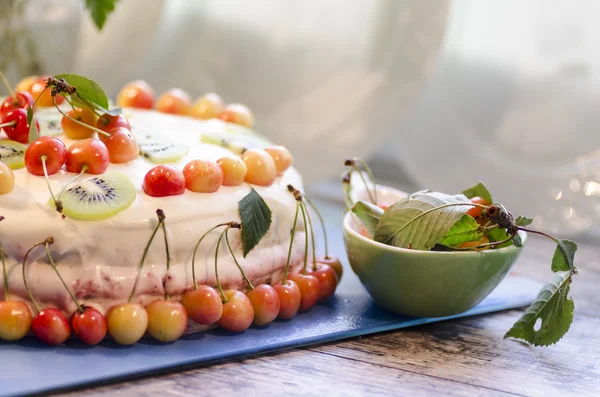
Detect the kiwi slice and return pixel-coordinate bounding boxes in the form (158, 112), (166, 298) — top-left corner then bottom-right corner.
(200, 127), (271, 154)
(0, 139), (27, 170)
(56, 172), (136, 221)
(132, 128), (188, 164)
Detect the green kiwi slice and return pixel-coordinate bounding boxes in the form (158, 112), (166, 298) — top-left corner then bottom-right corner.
(132, 128), (188, 164)
(56, 172), (136, 221)
(0, 139), (27, 170)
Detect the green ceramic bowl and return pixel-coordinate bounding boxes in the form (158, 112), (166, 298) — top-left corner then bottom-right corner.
(343, 188), (527, 318)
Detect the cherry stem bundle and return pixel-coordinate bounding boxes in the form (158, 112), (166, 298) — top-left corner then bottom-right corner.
(53, 97), (110, 138)
(1, 246), (8, 301)
(45, 242), (83, 313)
(299, 203), (309, 274)
(214, 227), (230, 303)
(191, 223), (231, 290)
(0, 70), (16, 101)
(282, 202), (300, 284)
(345, 158), (377, 205)
(129, 210), (165, 302)
(161, 217), (171, 301)
(304, 196), (329, 258)
(303, 202), (317, 270)
(21, 239), (53, 314)
(225, 227), (254, 290)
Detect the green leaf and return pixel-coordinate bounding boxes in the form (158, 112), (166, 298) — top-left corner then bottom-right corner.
(27, 107), (39, 143)
(515, 216), (533, 227)
(484, 227), (515, 248)
(504, 271), (574, 346)
(238, 188), (272, 257)
(351, 200), (383, 237)
(462, 182), (493, 203)
(53, 74), (109, 110)
(85, 0), (118, 30)
(439, 215), (482, 247)
(551, 239), (577, 272)
(374, 192), (472, 250)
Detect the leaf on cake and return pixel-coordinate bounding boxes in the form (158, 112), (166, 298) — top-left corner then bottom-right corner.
(238, 188), (272, 257)
(53, 73), (110, 110)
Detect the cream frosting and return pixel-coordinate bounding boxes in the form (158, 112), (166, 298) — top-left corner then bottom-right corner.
(0, 108), (305, 314)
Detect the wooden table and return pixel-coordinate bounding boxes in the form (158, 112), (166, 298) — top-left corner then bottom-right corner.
(55, 200), (599, 397)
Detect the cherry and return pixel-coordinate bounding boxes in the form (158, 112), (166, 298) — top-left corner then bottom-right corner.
(217, 157), (247, 186)
(273, 280), (301, 319)
(218, 104), (255, 128)
(96, 113), (131, 139)
(104, 127), (139, 164)
(310, 264), (338, 301)
(71, 307), (107, 345)
(15, 76), (37, 94)
(458, 235), (490, 250)
(467, 196), (491, 218)
(0, 300), (32, 341)
(156, 88), (192, 115)
(241, 149), (277, 186)
(61, 108), (98, 140)
(146, 300), (188, 342)
(288, 272), (320, 312)
(181, 285), (223, 325)
(66, 138), (109, 175)
(191, 93), (224, 119)
(106, 302), (148, 345)
(182, 159), (223, 193)
(316, 255), (343, 281)
(246, 284), (280, 326)
(25, 136), (67, 176)
(0, 91), (34, 116)
(265, 146), (292, 176)
(218, 290), (254, 332)
(1, 108), (40, 143)
(30, 77), (64, 107)
(31, 308), (71, 346)
(117, 80), (155, 109)
(143, 165), (186, 197)
(0, 162), (15, 195)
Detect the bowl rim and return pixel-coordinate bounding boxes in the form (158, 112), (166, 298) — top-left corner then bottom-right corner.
(343, 210), (527, 256)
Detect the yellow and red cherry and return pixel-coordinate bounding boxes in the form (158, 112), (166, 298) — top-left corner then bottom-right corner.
(96, 113), (131, 141)
(30, 77), (64, 107)
(218, 104), (254, 128)
(458, 235), (490, 250)
(0, 91), (34, 116)
(143, 164), (186, 197)
(25, 136), (67, 176)
(182, 159), (223, 193)
(316, 255), (343, 281)
(104, 127), (139, 164)
(156, 88), (192, 115)
(246, 284), (280, 326)
(274, 280), (301, 320)
(190, 93), (224, 119)
(218, 290), (254, 332)
(265, 146), (292, 176)
(0, 162), (15, 195)
(145, 300), (188, 342)
(309, 264), (338, 301)
(61, 108), (98, 140)
(288, 272), (320, 312)
(106, 302), (148, 345)
(181, 285), (223, 325)
(241, 149), (277, 186)
(117, 80), (155, 109)
(467, 196), (491, 218)
(217, 157), (247, 186)
(15, 75), (37, 94)
(0, 300), (32, 341)
(71, 307), (107, 345)
(66, 139), (110, 175)
(31, 308), (71, 346)
(1, 108), (40, 143)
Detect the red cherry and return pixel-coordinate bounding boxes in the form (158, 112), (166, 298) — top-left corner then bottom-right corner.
(0, 91), (34, 116)
(288, 272), (320, 312)
(96, 113), (131, 140)
(156, 88), (192, 115)
(142, 165), (186, 197)
(246, 284), (280, 326)
(104, 127), (139, 164)
(71, 307), (107, 345)
(467, 196), (491, 218)
(274, 280), (301, 319)
(218, 290), (254, 332)
(66, 138), (110, 174)
(181, 285), (223, 325)
(25, 136), (67, 176)
(117, 80), (155, 109)
(31, 308), (71, 346)
(316, 255), (343, 281)
(1, 108), (40, 144)
(310, 264), (338, 301)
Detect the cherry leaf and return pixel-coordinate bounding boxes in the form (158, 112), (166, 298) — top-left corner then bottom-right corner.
(84, 0), (117, 30)
(27, 107), (39, 143)
(462, 182), (493, 203)
(439, 215), (482, 247)
(238, 188), (272, 257)
(351, 200), (383, 237)
(53, 74), (109, 110)
(551, 239), (577, 272)
(515, 216), (533, 227)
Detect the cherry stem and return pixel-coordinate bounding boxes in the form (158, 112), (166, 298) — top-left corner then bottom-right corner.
(31, 87), (48, 111)
(299, 203), (309, 274)
(353, 158), (378, 205)
(75, 93), (103, 118)
(225, 227), (254, 290)
(129, 213), (164, 302)
(191, 223), (230, 291)
(341, 171), (353, 211)
(304, 196), (329, 258)
(22, 239), (52, 314)
(1, 246), (8, 301)
(215, 227), (229, 303)
(63, 95), (80, 117)
(303, 202), (317, 270)
(351, 164), (376, 204)
(282, 202), (300, 284)
(161, 220), (170, 301)
(0, 70), (16, 101)
(57, 165), (87, 201)
(44, 242), (83, 313)
(53, 97), (110, 138)
(0, 121), (16, 129)
(517, 227), (577, 273)
(40, 155), (59, 210)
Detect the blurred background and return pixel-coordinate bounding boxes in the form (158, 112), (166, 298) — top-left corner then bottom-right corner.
(1, 0), (600, 241)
